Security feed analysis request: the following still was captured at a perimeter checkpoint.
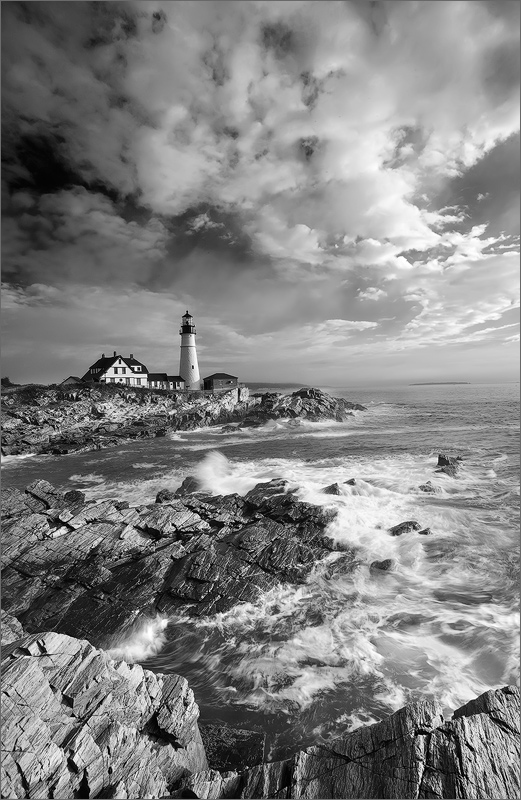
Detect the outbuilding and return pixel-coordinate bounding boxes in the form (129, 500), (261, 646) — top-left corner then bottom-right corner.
(148, 373), (185, 390)
(203, 373), (238, 391)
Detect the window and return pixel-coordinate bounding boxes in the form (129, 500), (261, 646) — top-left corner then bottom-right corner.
(192, 365), (194, 369)
(137, 378), (142, 385)
(114, 368), (118, 374)
(122, 368), (126, 374)
(109, 378), (115, 383)
(135, 366), (140, 371)
(125, 378), (130, 385)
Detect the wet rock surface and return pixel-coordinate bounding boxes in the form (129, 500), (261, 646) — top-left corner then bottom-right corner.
(170, 686), (520, 800)
(199, 724), (266, 773)
(2, 453), (519, 799)
(388, 520), (422, 536)
(1, 478), (341, 647)
(435, 453), (463, 478)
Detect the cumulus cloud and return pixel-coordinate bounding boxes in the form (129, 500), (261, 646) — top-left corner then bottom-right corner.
(1, 0), (519, 384)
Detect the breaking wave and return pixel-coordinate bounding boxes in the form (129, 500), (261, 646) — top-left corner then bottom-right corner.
(105, 614), (170, 663)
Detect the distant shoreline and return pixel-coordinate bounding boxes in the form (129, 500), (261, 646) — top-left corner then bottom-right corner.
(409, 382), (471, 386)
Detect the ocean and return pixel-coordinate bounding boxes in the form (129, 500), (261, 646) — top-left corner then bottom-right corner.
(2, 382), (519, 761)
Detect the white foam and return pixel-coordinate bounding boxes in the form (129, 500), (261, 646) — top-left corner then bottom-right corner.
(105, 614), (169, 663)
(68, 472), (106, 484)
(1, 453), (38, 466)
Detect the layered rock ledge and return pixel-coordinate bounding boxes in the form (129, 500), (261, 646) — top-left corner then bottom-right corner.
(1, 626), (207, 799)
(1, 623), (518, 800)
(172, 685), (520, 800)
(1, 385), (365, 457)
(1, 476), (343, 646)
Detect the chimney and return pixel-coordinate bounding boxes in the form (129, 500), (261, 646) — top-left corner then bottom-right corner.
(101, 353), (105, 358)
(113, 351), (117, 357)
(130, 353), (133, 359)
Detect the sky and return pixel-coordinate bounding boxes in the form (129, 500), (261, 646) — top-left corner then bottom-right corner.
(1, 0), (519, 387)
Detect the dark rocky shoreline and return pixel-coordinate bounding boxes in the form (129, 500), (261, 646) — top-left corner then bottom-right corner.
(1, 385), (365, 457)
(2, 621), (519, 799)
(1, 384), (517, 798)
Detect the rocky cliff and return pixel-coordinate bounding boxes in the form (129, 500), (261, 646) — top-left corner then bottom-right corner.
(1, 468), (519, 799)
(1, 624), (207, 799)
(171, 685), (520, 800)
(1, 476), (343, 646)
(1, 385), (365, 457)
(1, 384), (257, 456)
(1, 621), (518, 800)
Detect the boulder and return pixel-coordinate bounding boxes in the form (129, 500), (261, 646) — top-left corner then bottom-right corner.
(175, 476), (201, 496)
(370, 558), (395, 571)
(0, 610), (25, 645)
(156, 489), (178, 504)
(419, 481), (436, 493)
(418, 527), (431, 535)
(388, 520), (422, 536)
(321, 482), (342, 495)
(437, 453), (462, 467)
(436, 465), (458, 477)
(344, 478), (356, 486)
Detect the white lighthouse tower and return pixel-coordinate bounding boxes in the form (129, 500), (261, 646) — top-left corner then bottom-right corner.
(179, 310), (201, 390)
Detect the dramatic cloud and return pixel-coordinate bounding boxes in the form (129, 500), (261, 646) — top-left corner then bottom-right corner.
(1, 0), (519, 384)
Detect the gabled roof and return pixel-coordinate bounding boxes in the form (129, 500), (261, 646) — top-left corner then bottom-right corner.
(60, 376), (85, 385)
(81, 354), (149, 381)
(167, 376), (185, 382)
(204, 373), (238, 380)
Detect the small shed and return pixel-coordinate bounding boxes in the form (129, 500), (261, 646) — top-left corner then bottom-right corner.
(203, 373), (238, 392)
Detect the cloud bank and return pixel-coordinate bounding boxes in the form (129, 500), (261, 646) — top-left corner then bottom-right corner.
(1, 0), (519, 384)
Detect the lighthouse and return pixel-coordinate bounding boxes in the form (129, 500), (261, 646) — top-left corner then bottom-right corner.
(179, 310), (201, 390)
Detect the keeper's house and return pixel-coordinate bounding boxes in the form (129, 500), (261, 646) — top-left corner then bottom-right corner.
(203, 373), (238, 391)
(81, 352), (149, 387)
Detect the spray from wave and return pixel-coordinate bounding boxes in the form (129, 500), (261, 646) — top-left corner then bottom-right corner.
(105, 614), (170, 663)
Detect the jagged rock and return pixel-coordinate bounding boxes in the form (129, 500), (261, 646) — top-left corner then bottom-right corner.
(0, 610), (25, 645)
(2, 479), (338, 641)
(239, 388), (366, 429)
(2, 386), (364, 458)
(344, 478), (356, 486)
(139, 505), (210, 539)
(437, 453), (462, 467)
(175, 477), (202, 496)
(156, 489), (178, 504)
(24, 479), (68, 509)
(321, 482), (342, 495)
(370, 558), (395, 571)
(199, 723), (265, 773)
(322, 552), (359, 579)
(419, 481), (436, 493)
(1, 631), (207, 799)
(1, 512), (54, 566)
(1, 487), (34, 519)
(418, 527), (431, 535)
(388, 520), (422, 536)
(171, 686), (520, 800)
(436, 464), (458, 477)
